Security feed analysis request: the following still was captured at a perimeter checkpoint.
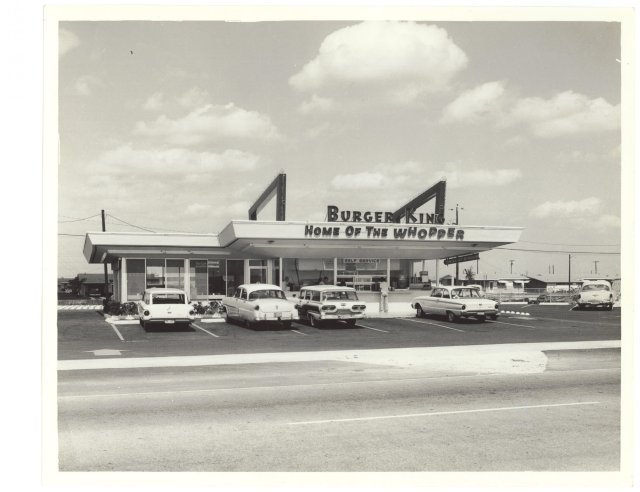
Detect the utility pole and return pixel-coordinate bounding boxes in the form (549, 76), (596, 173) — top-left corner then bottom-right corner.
(449, 203), (464, 225)
(593, 260), (599, 275)
(101, 210), (108, 297)
(509, 259), (515, 274)
(568, 254), (571, 292)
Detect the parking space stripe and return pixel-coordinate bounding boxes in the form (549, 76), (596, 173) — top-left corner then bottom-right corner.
(402, 318), (465, 333)
(107, 323), (125, 341)
(291, 329), (307, 336)
(192, 323), (219, 338)
(486, 320), (535, 329)
(357, 324), (389, 333)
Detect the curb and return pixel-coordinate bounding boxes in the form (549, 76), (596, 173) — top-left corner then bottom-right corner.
(499, 310), (531, 316)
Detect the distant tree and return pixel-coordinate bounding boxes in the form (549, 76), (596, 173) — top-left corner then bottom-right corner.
(68, 276), (85, 296)
(463, 268), (475, 282)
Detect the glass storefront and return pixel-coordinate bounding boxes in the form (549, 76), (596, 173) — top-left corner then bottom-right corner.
(282, 258), (334, 291)
(126, 259), (145, 300)
(124, 256), (419, 301)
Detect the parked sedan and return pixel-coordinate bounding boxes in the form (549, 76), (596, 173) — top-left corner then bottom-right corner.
(222, 283), (298, 327)
(574, 281), (614, 310)
(137, 288), (196, 328)
(295, 285), (366, 327)
(411, 286), (500, 322)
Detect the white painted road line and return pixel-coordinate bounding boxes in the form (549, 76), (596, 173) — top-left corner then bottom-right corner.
(288, 401), (601, 425)
(402, 317), (465, 333)
(107, 323), (125, 342)
(357, 324), (389, 333)
(487, 320), (536, 329)
(192, 323), (219, 338)
(291, 329), (307, 336)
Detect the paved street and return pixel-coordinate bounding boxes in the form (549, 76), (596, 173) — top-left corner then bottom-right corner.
(55, 306), (622, 472)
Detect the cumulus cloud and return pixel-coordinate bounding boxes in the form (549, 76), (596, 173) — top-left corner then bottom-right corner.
(93, 145), (260, 178)
(177, 87), (211, 109)
(441, 81), (506, 124)
(331, 161), (521, 193)
(442, 85), (620, 138)
(507, 91), (620, 137)
(59, 28), (80, 57)
(298, 94), (337, 114)
(74, 75), (102, 96)
(185, 203), (212, 215)
(143, 92), (166, 111)
(133, 103), (282, 146)
(441, 168), (522, 189)
(530, 197), (601, 218)
(290, 21), (468, 108)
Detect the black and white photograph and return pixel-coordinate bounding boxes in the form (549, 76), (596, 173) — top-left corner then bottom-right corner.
(41, 3), (634, 487)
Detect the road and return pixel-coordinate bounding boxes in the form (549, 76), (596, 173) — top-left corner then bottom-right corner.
(55, 306), (622, 472)
(58, 352), (619, 471)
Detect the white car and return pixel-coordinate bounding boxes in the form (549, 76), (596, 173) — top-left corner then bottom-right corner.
(138, 288), (196, 328)
(574, 281), (614, 310)
(223, 283), (298, 327)
(295, 285), (366, 327)
(411, 286), (499, 322)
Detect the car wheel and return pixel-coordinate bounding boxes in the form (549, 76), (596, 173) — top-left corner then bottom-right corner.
(345, 319), (357, 327)
(477, 315), (486, 323)
(416, 304), (425, 318)
(488, 314), (497, 321)
(282, 320), (292, 328)
(607, 304), (613, 311)
(446, 311), (458, 323)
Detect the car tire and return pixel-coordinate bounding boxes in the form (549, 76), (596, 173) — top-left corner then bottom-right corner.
(607, 304), (613, 311)
(345, 319), (357, 327)
(416, 304), (425, 318)
(477, 315), (486, 323)
(447, 311), (458, 323)
(488, 314), (497, 321)
(282, 320), (292, 328)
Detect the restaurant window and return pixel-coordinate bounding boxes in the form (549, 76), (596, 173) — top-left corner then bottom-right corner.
(225, 260), (244, 296)
(249, 259), (268, 284)
(282, 258), (334, 291)
(126, 259), (145, 300)
(337, 258), (385, 291)
(166, 259), (185, 289)
(146, 259), (165, 288)
(190, 260), (208, 300)
(207, 260), (226, 296)
(390, 259), (414, 290)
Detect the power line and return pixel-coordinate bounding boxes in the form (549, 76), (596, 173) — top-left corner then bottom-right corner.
(107, 214), (156, 233)
(519, 240), (620, 247)
(58, 213), (101, 223)
(496, 247), (620, 255)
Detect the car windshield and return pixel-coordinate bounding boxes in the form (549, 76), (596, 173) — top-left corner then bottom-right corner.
(152, 293), (185, 304)
(582, 284), (610, 291)
(451, 288), (481, 298)
(322, 291), (358, 301)
(249, 289), (286, 300)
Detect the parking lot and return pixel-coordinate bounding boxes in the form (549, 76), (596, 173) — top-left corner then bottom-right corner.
(58, 305), (621, 360)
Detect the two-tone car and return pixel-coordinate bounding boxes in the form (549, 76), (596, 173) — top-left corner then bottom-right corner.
(411, 286), (499, 322)
(137, 288), (196, 328)
(222, 283), (298, 327)
(574, 280), (614, 310)
(295, 285), (366, 327)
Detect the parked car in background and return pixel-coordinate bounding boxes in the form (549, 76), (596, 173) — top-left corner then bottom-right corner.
(411, 286), (499, 322)
(528, 293), (551, 304)
(137, 288), (195, 328)
(574, 280), (614, 310)
(223, 283), (298, 327)
(295, 285), (366, 327)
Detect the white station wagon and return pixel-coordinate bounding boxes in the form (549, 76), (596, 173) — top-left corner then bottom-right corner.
(411, 286), (499, 323)
(138, 288), (196, 328)
(295, 285), (366, 327)
(222, 283), (298, 327)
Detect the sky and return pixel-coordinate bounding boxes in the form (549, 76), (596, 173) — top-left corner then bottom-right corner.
(57, 18), (623, 280)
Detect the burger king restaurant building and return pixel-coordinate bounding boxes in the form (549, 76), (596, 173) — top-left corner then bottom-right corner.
(83, 217), (523, 305)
